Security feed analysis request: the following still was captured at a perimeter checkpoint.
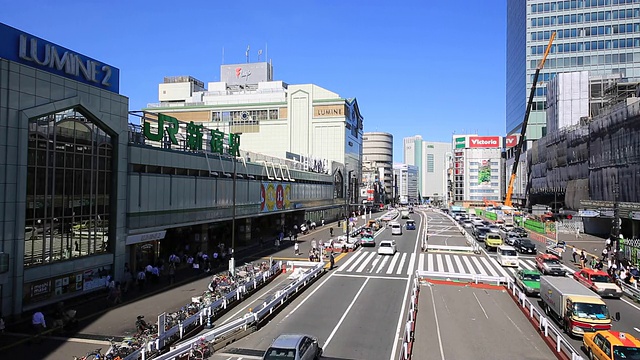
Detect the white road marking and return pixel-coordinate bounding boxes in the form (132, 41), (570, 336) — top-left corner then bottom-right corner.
(324, 276), (370, 349)
(387, 252), (401, 274)
(429, 285), (446, 360)
(376, 255), (390, 273)
(436, 254), (444, 271)
(453, 255), (467, 274)
(474, 292), (489, 319)
(427, 253), (434, 272)
(339, 248), (363, 270)
(444, 254), (454, 273)
(396, 253), (407, 275)
(281, 264), (339, 320)
(333, 273), (407, 280)
(406, 253), (416, 276)
(480, 257), (499, 277)
(370, 255), (381, 272)
(356, 252), (377, 273)
(462, 256), (475, 274)
(471, 257), (488, 275)
(345, 251), (367, 272)
(520, 260), (535, 270)
(622, 298), (640, 312)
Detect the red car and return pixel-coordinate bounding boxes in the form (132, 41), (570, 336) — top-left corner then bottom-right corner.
(535, 253), (566, 276)
(573, 268), (623, 298)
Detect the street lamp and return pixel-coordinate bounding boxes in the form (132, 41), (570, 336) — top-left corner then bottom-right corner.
(230, 155), (237, 277)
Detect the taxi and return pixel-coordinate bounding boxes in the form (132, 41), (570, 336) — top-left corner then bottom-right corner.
(574, 268), (623, 298)
(535, 253), (566, 276)
(583, 330), (640, 360)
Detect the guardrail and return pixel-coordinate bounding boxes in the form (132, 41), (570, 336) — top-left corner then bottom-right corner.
(121, 261), (283, 360)
(505, 278), (585, 360)
(399, 277), (420, 360)
(416, 270), (506, 286)
(151, 261), (326, 360)
(619, 281), (640, 302)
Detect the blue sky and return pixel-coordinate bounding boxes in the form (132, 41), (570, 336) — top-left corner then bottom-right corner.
(1, 0), (506, 162)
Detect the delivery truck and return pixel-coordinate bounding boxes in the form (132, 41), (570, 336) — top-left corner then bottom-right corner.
(540, 276), (616, 337)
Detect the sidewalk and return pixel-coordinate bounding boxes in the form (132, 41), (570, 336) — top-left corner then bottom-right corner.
(0, 216), (361, 352)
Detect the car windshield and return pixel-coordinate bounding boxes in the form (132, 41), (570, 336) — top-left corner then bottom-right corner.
(572, 303), (609, 320)
(478, 229), (489, 234)
(520, 239), (533, 246)
(500, 249), (517, 256)
(543, 258), (560, 264)
(380, 243), (392, 247)
(613, 346), (640, 360)
(522, 273), (540, 281)
(263, 347), (296, 360)
(590, 274), (613, 283)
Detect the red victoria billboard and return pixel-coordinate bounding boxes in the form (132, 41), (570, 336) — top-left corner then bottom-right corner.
(504, 135), (520, 148)
(468, 136), (501, 148)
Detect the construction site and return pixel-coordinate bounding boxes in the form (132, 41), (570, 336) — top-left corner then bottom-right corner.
(527, 78), (640, 237)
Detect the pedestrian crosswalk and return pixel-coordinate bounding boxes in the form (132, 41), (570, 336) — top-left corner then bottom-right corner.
(337, 250), (575, 279)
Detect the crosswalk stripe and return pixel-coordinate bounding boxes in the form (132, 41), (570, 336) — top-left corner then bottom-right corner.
(346, 252), (367, 272)
(436, 254), (444, 271)
(356, 252), (377, 273)
(444, 255), (455, 273)
(453, 255), (467, 274)
(520, 260), (534, 270)
(387, 253), (401, 274)
(471, 257), (488, 275)
(427, 253), (434, 272)
(396, 253), (407, 275)
(418, 253), (425, 272)
(340, 250), (363, 270)
(407, 253), (416, 276)
(462, 256), (475, 274)
(376, 255), (389, 273)
(490, 258), (513, 278)
(480, 257), (499, 277)
(370, 256), (381, 272)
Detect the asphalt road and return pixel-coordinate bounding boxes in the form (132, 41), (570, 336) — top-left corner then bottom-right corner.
(415, 283), (554, 360)
(458, 215), (640, 358)
(211, 211), (426, 360)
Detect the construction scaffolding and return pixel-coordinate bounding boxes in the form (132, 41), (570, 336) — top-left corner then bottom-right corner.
(528, 96), (640, 209)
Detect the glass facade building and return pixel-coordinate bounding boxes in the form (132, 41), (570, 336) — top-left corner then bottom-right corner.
(506, 0), (640, 137)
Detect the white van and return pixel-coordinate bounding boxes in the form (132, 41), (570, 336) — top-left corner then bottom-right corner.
(496, 245), (519, 267)
(390, 222), (403, 235)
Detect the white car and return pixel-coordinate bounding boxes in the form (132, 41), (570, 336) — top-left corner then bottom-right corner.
(377, 240), (397, 255)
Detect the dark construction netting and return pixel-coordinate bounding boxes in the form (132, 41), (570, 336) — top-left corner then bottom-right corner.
(528, 100), (640, 208)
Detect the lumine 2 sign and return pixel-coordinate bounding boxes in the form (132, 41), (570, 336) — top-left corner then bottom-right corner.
(143, 114), (241, 156)
(0, 22), (120, 93)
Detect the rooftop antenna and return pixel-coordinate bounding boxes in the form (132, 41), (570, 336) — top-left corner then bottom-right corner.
(246, 45), (250, 63)
(258, 49), (263, 62)
(265, 43), (268, 63)
(222, 47), (225, 65)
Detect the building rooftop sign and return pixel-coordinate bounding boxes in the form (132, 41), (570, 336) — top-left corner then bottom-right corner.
(0, 22), (120, 93)
(468, 136), (500, 149)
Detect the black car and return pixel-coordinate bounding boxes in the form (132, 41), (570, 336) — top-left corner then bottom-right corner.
(514, 238), (536, 254)
(475, 227), (490, 242)
(514, 227), (528, 236)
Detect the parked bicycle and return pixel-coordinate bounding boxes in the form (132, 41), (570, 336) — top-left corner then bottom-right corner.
(72, 348), (104, 360)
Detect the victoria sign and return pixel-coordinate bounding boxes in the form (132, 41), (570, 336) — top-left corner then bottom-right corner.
(468, 136), (500, 148)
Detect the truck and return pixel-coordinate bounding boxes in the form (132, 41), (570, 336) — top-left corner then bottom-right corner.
(540, 276), (614, 337)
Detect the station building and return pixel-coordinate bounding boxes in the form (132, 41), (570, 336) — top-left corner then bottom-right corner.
(0, 23), (344, 316)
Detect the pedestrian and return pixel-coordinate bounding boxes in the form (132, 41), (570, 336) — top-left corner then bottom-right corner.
(0, 314), (5, 334)
(572, 247), (577, 263)
(74, 241), (79, 253)
(294, 242), (300, 256)
(580, 250), (587, 269)
(575, 228), (582, 239)
(137, 269), (146, 291)
(601, 247), (608, 261)
(168, 263), (176, 284)
(32, 310), (46, 343)
(329, 252), (335, 270)
(329, 228), (333, 237)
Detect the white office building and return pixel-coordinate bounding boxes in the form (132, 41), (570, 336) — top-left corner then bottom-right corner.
(393, 164), (419, 205)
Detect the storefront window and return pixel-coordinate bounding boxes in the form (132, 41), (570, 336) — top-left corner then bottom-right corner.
(24, 108), (113, 267)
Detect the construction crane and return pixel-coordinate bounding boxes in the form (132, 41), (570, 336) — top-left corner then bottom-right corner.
(505, 32), (556, 208)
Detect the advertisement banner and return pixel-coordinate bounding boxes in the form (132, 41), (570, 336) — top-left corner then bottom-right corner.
(260, 182), (291, 213)
(478, 159), (492, 186)
(469, 136), (500, 148)
(505, 135), (520, 148)
(454, 137), (466, 149)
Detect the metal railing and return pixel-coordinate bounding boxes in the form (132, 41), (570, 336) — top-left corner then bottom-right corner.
(505, 278), (585, 360)
(398, 277), (420, 360)
(416, 270), (506, 286)
(150, 262), (326, 360)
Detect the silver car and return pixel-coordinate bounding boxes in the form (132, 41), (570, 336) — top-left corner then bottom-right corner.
(263, 334), (323, 360)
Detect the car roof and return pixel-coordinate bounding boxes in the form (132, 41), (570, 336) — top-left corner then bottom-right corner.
(580, 268), (607, 275)
(519, 269), (541, 275)
(537, 253), (559, 260)
(497, 245), (515, 250)
(406, 219), (415, 222)
(379, 240), (395, 244)
(270, 334), (309, 348)
(597, 331), (640, 347)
